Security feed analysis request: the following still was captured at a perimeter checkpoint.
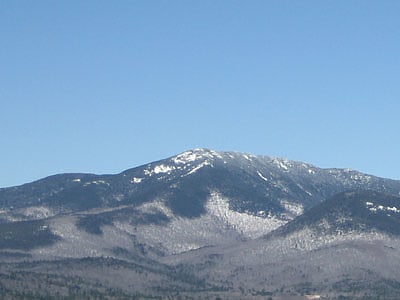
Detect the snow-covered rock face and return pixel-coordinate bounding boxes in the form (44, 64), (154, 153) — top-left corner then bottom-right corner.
(139, 149), (221, 180)
(172, 148), (223, 165)
(144, 164), (176, 176)
(131, 177), (143, 184)
(272, 158), (291, 171)
(366, 201), (400, 214)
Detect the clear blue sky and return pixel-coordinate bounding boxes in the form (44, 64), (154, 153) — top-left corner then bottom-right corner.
(1, 1), (399, 187)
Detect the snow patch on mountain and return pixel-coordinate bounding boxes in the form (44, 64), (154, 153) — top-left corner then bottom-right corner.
(366, 201), (400, 213)
(83, 180), (110, 186)
(0, 209), (18, 222)
(235, 229), (393, 264)
(243, 154), (252, 161)
(284, 228), (390, 253)
(144, 164), (176, 176)
(20, 206), (55, 219)
(115, 207), (231, 254)
(296, 183), (313, 196)
(173, 150), (203, 164)
(154, 164), (175, 174)
(185, 161), (213, 176)
(36, 216), (134, 259)
(207, 192), (286, 238)
(272, 158), (291, 171)
(172, 149), (223, 165)
(257, 171), (268, 182)
(280, 200), (304, 217)
(131, 177), (143, 184)
(116, 192), (287, 254)
(137, 200), (174, 218)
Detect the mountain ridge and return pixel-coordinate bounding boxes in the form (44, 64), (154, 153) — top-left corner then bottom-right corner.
(1, 148), (400, 298)
(2, 148), (400, 219)
(265, 189), (400, 239)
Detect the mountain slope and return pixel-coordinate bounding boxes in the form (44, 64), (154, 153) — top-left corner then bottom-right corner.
(172, 190), (400, 298)
(1, 149), (400, 298)
(2, 148), (400, 221)
(268, 190), (400, 238)
(1, 149), (400, 256)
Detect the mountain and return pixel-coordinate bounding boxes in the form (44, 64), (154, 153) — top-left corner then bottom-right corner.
(1, 148), (400, 298)
(269, 190), (400, 238)
(172, 190), (400, 299)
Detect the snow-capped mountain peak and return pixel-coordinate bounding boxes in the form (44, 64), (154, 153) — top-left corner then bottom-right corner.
(2, 149), (400, 298)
